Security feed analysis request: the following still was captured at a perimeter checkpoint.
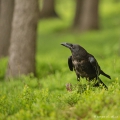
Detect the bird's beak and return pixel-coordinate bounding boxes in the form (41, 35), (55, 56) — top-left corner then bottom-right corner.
(61, 43), (72, 49)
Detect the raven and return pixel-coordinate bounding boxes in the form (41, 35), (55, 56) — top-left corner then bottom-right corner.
(61, 43), (111, 89)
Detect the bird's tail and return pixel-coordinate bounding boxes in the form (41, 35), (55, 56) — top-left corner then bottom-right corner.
(100, 70), (111, 79)
(94, 77), (108, 90)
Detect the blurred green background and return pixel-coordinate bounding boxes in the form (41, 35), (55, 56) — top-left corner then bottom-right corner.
(0, 0), (120, 119)
(36, 0), (120, 82)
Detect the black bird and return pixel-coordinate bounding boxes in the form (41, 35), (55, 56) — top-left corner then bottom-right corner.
(61, 43), (111, 89)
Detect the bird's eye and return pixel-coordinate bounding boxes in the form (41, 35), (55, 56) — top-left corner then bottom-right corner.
(72, 45), (74, 49)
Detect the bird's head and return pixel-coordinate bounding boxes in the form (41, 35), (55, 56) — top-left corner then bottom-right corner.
(61, 42), (88, 59)
(61, 43), (80, 53)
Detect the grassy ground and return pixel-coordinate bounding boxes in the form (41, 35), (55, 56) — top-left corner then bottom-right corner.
(0, 0), (120, 119)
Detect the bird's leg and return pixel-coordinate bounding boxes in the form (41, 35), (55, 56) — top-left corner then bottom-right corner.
(86, 77), (89, 81)
(77, 77), (80, 81)
(98, 77), (108, 90)
(77, 75), (80, 81)
(93, 77), (108, 90)
(87, 78), (92, 90)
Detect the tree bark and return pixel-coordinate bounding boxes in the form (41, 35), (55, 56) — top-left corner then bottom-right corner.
(73, 0), (83, 27)
(73, 0), (99, 31)
(0, 0), (1, 13)
(6, 0), (39, 78)
(0, 0), (14, 58)
(40, 0), (58, 18)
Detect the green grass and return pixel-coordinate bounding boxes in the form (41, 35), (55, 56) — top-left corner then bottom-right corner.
(0, 0), (120, 119)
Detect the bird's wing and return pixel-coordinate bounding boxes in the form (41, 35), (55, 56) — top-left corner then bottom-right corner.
(68, 56), (73, 71)
(88, 55), (100, 79)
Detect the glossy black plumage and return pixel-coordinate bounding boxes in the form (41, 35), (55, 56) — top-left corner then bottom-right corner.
(61, 43), (111, 89)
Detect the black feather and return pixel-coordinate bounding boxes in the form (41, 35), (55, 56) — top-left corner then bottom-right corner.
(68, 56), (73, 71)
(61, 43), (111, 89)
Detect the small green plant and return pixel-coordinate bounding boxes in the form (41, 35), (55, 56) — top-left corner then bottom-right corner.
(20, 85), (36, 110)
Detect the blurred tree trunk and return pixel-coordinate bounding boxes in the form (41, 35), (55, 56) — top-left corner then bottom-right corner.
(73, 0), (99, 31)
(40, 0), (58, 18)
(73, 0), (83, 27)
(0, 0), (14, 58)
(0, 0), (1, 16)
(0, 0), (1, 12)
(6, 0), (39, 78)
